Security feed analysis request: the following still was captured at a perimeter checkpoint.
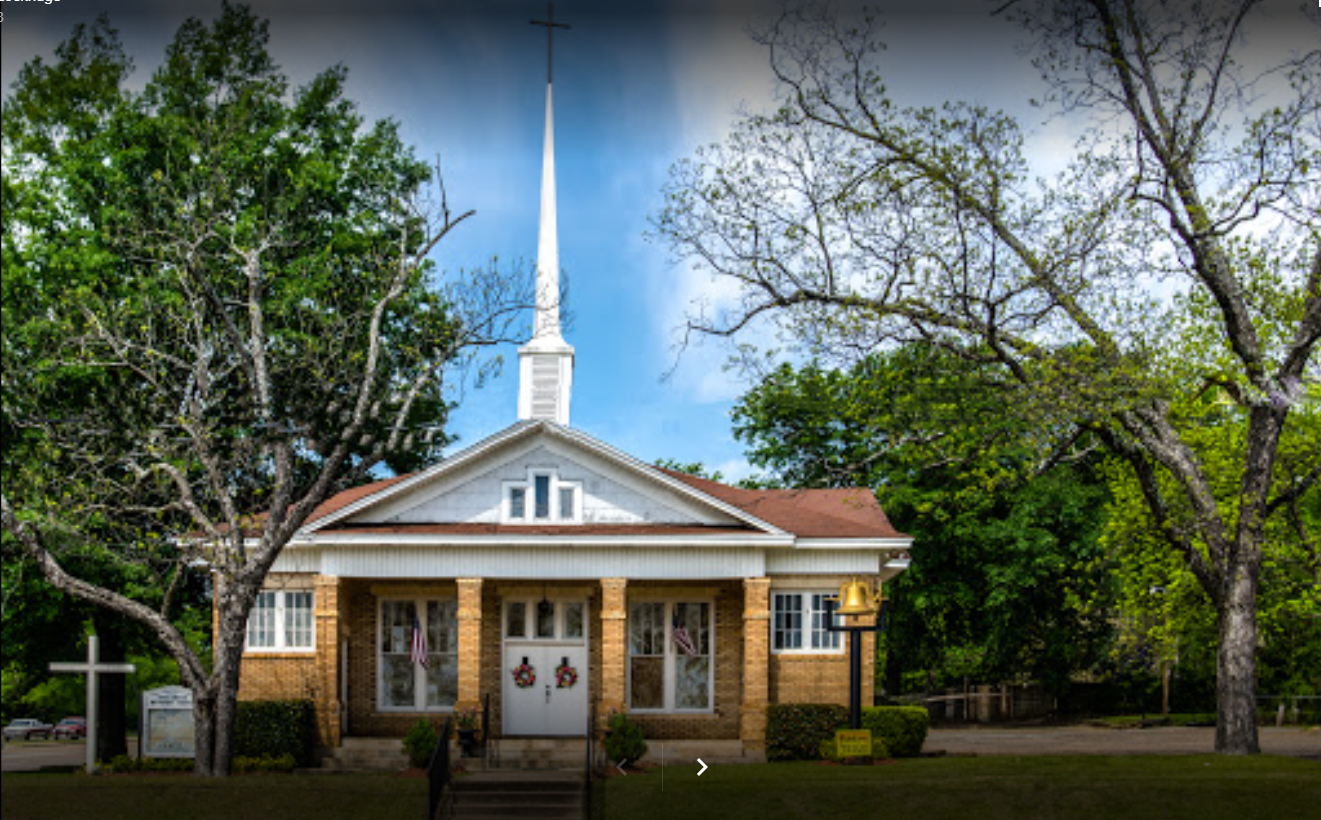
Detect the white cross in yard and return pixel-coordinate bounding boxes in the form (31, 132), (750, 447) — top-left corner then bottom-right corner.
(49, 635), (136, 773)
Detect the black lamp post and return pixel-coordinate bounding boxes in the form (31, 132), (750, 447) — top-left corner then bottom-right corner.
(824, 580), (890, 730)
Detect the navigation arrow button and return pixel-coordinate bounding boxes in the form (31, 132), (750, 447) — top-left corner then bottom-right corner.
(697, 758), (708, 776)
(616, 759), (628, 776)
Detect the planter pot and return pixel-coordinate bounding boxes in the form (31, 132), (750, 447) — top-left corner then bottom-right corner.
(456, 728), (479, 758)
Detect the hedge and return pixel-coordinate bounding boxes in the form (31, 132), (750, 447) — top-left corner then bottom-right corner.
(766, 704), (930, 761)
(233, 700), (315, 766)
(766, 704), (849, 761)
(860, 706), (929, 757)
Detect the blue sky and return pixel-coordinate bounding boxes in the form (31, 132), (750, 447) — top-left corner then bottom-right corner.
(5, 1), (1309, 481)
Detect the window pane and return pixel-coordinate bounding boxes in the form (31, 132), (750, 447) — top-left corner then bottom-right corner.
(428, 600), (457, 654)
(534, 475), (551, 519)
(248, 592), (277, 648)
(810, 594), (841, 649)
(773, 594), (803, 650)
(381, 600), (416, 653)
(629, 658), (664, 709)
(536, 600), (556, 638)
(674, 656), (710, 709)
(506, 602), (526, 638)
(558, 487), (575, 520)
(563, 602), (584, 640)
(284, 591), (313, 648)
(426, 655), (458, 707)
(381, 656), (415, 708)
(509, 487), (526, 519)
(675, 602), (710, 656)
(630, 603), (664, 656)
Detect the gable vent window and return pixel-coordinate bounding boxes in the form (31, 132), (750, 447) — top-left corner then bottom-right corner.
(534, 475), (552, 519)
(504, 469), (582, 524)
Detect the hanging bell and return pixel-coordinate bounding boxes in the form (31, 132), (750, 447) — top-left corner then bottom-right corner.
(832, 578), (879, 616)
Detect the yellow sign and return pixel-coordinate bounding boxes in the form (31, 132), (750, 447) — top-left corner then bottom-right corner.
(835, 729), (872, 757)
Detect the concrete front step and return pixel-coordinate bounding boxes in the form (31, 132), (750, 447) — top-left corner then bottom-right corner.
(318, 736), (599, 773)
(322, 737), (411, 771)
(452, 772), (584, 820)
(477, 738), (594, 772)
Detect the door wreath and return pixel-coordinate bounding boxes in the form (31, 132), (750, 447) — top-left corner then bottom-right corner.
(512, 663), (536, 688)
(554, 663), (578, 689)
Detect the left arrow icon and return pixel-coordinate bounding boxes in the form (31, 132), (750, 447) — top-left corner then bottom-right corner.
(615, 759), (628, 776)
(697, 758), (708, 776)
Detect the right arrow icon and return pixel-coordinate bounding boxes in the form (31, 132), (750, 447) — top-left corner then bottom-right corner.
(696, 758), (708, 776)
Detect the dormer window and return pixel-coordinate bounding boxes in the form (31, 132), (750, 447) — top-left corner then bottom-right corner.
(504, 469), (581, 523)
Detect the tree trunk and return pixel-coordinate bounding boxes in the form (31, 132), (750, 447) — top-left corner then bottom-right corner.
(200, 595), (250, 777)
(1215, 561), (1260, 754)
(213, 674), (239, 777)
(193, 691), (217, 776)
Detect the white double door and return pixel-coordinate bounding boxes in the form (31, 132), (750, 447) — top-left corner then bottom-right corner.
(502, 600), (589, 737)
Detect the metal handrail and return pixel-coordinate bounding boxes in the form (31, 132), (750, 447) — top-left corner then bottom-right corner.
(480, 693), (490, 765)
(426, 717), (453, 820)
(583, 700), (596, 820)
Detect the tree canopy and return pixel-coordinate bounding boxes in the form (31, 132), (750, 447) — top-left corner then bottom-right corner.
(732, 344), (1115, 694)
(656, 0), (1319, 753)
(2, 4), (525, 774)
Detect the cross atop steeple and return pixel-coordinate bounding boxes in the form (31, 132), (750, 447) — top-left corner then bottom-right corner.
(530, 3), (571, 85)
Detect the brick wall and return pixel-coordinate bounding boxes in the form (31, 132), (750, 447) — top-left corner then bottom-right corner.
(237, 655), (318, 701)
(769, 633), (875, 706)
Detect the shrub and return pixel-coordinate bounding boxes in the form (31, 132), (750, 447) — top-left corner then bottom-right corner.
(99, 754), (193, 773)
(233, 700), (314, 766)
(603, 712), (647, 764)
(817, 735), (889, 762)
(860, 706), (929, 757)
(402, 718), (439, 768)
(765, 704), (848, 761)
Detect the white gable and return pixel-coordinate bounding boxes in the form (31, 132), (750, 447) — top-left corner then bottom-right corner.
(329, 424), (753, 529)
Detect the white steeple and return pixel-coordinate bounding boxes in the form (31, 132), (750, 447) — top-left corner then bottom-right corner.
(519, 7), (574, 426)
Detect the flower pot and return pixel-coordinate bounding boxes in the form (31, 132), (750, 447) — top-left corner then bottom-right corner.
(457, 728), (479, 758)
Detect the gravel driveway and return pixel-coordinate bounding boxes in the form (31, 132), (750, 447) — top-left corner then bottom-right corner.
(926, 725), (1321, 761)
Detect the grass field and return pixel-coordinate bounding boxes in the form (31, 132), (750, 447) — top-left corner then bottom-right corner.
(3, 756), (1319, 820)
(596, 756), (1321, 820)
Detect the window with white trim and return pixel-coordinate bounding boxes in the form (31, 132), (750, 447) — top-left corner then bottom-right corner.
(378, 598), (458, 711)
(503, 469), (581, 523)
(245, 590), (314, 651)
(628, 601), (712, 711)
(772, 592), (842, 652)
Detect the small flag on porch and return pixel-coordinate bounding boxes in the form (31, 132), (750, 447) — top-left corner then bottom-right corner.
(411, 616), (429, 668)
(672, 610), (699, 658)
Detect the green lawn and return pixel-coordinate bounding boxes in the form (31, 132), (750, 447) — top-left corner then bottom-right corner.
(4, 757), (1319, 820)
(598, 756), (1321, 820)
(1, 772), (426, 820)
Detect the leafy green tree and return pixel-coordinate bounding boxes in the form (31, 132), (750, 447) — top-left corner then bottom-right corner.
(732, 345), (1115, 695)
(2, 6), (526, 775)
(656, 0), (1318, 753)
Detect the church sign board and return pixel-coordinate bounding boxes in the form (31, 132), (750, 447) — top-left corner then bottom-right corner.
(835, 728), (872, 758)
(141, 686), (195, 758)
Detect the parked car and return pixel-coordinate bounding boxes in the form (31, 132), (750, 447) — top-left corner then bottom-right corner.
(3, 719), (53, 741)
(51, 717), (87, 740)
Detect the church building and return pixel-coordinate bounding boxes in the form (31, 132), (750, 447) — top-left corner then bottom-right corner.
(232, 32), (911, 761)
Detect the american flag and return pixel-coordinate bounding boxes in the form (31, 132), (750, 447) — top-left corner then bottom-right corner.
(411, 616), (429, 668)
(672, 609), (699, 658)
